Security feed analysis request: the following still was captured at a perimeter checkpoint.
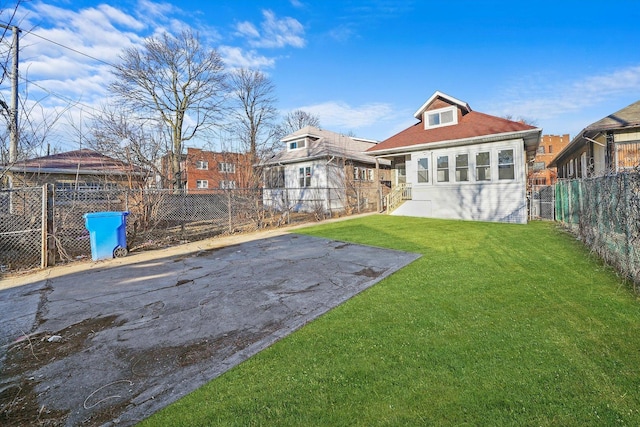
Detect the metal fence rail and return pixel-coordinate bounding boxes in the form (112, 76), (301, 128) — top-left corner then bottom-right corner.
(1, 185), (379, 274)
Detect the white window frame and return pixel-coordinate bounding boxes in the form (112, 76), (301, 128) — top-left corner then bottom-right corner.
(455, 154), (469, 182)
(196, 180), (208, 189)
(417, 157), (429, 183)
(424, 106), (458, 130)
(475, 151), (491, 181)
(437, 155), (449, 182)
(195, 160), (208, 170)
(498, 149), (515, 180)
(220, 180), (236, 189)
(299, 166), (311, 187)
(219, 162), (236, 173)
(288, 139), (306, 151)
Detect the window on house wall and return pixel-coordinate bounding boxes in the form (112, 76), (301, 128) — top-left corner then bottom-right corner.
(533, 161), (545, 171)
(548, 145), (553, 154)
(219, 162), (236, 173)
(220, 180), (236, 189)
(353, 167), (360, 181)
(437, 155), (449, 182)
(397, 163), (406, 184)
(196, 180), (208, 188)
(196, 160), (208, 170)
(360, 168), (367, 181)
(288, 139), (306, 150)
(537, 146), (545, 154)
(266, 166), (285, 188)
(455, 154), (469, 182)
(367, 168), (374, 181)
(476, 152), (491, 181)
(417, 157), (429, 183)
(498, 149), (515, 180)
(426, 107), (456, 129)
(299, 166), (311, 187)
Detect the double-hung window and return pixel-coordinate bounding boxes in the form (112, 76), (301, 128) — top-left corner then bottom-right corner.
(437, 155), (449, 182)
(455, 154), (469, 182)
(219, 162), (235, 173)
(196, 180), (208, 189)
(299, 166), (311, 187)
(476, 152), (491, 181)
(195, 160), (208, 170)
(498, 149), (515, 180)
(417, 158), (429, 183)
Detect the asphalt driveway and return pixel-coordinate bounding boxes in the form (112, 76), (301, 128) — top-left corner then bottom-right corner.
(1, 232), (419, 426)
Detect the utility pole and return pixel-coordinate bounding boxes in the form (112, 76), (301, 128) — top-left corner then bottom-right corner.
(1, 24), (20, 163)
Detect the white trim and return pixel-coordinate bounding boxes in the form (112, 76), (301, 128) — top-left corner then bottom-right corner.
(413, 91), (471, 120)
(424, 106), (458, 130)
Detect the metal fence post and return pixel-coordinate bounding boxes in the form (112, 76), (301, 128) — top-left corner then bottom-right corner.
(228, 190), (232, 234)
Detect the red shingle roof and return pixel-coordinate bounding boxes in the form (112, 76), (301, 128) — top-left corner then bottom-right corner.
(15, 149), (138, 172)
(368, 111), (538, 153)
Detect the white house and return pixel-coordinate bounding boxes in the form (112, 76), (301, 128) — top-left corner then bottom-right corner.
(261, 126), (390, 214)
(366, 91), (541, 224)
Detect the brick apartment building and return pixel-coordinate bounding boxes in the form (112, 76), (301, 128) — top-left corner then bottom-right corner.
(529, 134), (570, 186)
(161, 148), (253, 191)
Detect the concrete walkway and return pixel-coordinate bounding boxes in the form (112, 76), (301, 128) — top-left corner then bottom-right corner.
(0, 220), (420, 426)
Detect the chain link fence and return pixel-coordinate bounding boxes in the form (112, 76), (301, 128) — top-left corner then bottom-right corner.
(556, 173), (640, 291)
(529, 185), (555, 220)
(1, 185), (379, 275)
(0, 187), (44, 273)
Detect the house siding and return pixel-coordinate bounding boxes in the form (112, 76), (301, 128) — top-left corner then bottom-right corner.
(395, 138), (528, 223)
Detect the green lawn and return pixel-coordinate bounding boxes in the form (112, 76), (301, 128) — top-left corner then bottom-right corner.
(141, 215), (640, 426)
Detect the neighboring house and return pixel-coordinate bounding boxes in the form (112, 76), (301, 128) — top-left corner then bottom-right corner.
(550, 100), (640, 178)
(159, 148), (252, 191)
(260, 126), (391, 213)
(1, 149), (146, 190)
(529, 134), (570, 186)
(366, 91), (541, 224)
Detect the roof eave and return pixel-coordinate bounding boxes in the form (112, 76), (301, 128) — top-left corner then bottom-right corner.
(367, 128), (541, 158)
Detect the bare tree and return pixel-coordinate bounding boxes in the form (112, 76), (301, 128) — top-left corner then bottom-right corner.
(227, 68), (278, 184)
(110, 29), (226, 190)
(87, 104), (168, 188)
(272, 109), (320, 141)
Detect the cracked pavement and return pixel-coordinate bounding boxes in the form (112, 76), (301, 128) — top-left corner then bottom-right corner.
(0, 232), (420, 426)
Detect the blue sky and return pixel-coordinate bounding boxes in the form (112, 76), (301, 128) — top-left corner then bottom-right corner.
(3, 0), (640, 151)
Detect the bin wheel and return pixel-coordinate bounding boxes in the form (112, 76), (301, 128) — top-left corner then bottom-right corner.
(114, 247), (128, 258)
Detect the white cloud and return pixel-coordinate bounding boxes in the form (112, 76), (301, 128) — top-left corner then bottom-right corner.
(492, 65), (640, 121)
(297, 101), (400, 132)
(237, 9), (305, 49)
(219, 46), (275, 70)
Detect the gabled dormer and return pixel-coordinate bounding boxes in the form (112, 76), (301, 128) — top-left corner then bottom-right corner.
(414, 91), (472, 130)
(282, 126), (322, 151)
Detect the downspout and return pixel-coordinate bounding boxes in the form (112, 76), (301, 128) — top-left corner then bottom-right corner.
(325, 156), (335, 214)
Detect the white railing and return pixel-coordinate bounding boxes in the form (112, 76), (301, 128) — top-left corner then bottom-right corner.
(384, 183), (411, 214)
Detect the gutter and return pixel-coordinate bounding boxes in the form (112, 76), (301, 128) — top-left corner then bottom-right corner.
(366, 128), (542, 157)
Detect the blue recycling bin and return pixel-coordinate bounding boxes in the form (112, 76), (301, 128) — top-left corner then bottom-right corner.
(83, 211), (129, 261)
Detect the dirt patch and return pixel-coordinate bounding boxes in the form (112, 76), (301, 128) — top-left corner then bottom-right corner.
(354, 267), (384, 278)
(1, 315), (120, 426)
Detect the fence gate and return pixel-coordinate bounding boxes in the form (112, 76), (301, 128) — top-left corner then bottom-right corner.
(529, 185), (555, 221)
(0, 186), (45, 273)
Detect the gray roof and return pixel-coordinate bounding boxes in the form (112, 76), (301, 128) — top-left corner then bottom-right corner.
(585, 100), (640, 132)
(260, 126), (390, 166)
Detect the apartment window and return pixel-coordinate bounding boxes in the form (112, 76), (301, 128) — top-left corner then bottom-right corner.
(437, 155), (449, 182)
(299, 166), (311, 187)
(476, 152), (491, 181)
(219, 162), (236, 173)
(266, 166), (284, 188)
(548, 145), (553, 154)
(360, 168), (368, 181)
(417, 157), (429, 183)
(353, 167), (360, 181)
(220, 180), (236, 189)
(455, 154), (469, 182)
(367, 168), (374, 181)
(196, 180), (208, 189)
(533, 161), (545, 171)
(288, 139), (306, 150)
(195, 160), (208, 170)
(426, 107), (456, 129)
(498, 149), (515, 180)
(537, 146), (545, 154)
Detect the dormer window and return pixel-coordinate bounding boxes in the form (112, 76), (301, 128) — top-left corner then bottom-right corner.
(288, 139), (306, 150)
(425, 107), (457, 129)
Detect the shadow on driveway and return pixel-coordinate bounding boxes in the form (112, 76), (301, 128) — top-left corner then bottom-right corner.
(0, 233), (420, 426)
